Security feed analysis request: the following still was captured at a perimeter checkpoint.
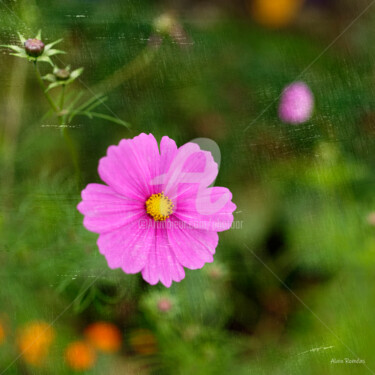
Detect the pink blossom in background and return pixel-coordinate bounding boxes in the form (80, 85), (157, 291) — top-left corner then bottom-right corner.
(77, 133), (236, 287)
(278, 81), (314, 124)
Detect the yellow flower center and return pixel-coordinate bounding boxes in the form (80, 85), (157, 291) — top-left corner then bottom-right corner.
(146, 192), (174, 221)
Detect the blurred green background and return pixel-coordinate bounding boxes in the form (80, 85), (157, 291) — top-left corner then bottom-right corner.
(1, 0), (375, 373)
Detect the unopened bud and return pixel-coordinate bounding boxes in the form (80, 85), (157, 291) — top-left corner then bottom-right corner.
(157, 297), (172, 312)
(55, 69), (70, 81)
(208, 266), (223, 280)
(367, 212), (375, 226)
(279, 82), (314, 124)
(24, 38), (45, 57)
(153, 13), (175, 35)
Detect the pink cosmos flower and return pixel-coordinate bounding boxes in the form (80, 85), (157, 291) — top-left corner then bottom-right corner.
(278, 81), (314, 124)
(77, 133), (236, 287)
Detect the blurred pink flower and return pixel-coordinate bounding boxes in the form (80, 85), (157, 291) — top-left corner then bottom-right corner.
(78, 133), (236, 287)
(157, 297), (173, 312)
(278, 82), (314, 124)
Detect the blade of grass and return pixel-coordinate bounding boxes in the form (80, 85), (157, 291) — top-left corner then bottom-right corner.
(77, 111), (131, 128)
(68, 94), (106, 122)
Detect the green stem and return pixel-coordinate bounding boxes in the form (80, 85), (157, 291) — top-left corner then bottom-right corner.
(59, 85), (81, 188)
(61, 125), (81, 188)
(59, 84), (68, 126)
(34, 62), (81, 189)
(59, 84), (66, 111)
(91, 43), (160, 95)
(33, 61), (59, 112)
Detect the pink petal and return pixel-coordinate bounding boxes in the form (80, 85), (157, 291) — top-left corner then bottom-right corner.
(77, 183), (144, 234)
(161, 142), (218, 202)
(167, 217), (218, 270)
(160, 136), (178, 174)
(174, 187), (236, 232)
(98, 133), (160, 200)
(97, 216), (153, 274)
(141, 227), (185, 287)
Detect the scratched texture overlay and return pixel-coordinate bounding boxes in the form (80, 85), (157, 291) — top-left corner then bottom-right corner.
(1, 0), (375, 374)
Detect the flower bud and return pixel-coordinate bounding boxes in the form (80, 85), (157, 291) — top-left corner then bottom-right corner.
(0, 320), (5, 345)
(153, 13), (175, 35)
(17, 321), (55, 366)
(24, 38), (45, 57)
(153, 13), (192, 47)
(157, 297), (172, 312)
(65, 341), (96, 371)
(367, 212), (375, 226)
(84, 322), (122, 353)
(207, 265), (223, 280)
(279, 82), (314, 124)
(250, 0), (303, 29)
(129, 329), (157, 355)
(182, 325), (200, 341)
(55, 69), (70, 81)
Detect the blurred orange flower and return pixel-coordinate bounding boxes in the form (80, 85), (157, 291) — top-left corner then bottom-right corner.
(0, 321), (5, 345)
(129, 329), (157, 355)
(17, 321), (55, 366)
(65, 341), (96, 371)
(250, 0), (303, 28)
(84, 322), (122, 353)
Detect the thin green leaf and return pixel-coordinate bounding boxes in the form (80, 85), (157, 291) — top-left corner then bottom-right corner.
(67, 93), (106, 122)
(0, 44), (24, 53)
(78, 111), (131, 128)
(66, 91), (84, 112)
(62, 90), (76, 106)
(55, 277), (74, 294)
(44, 38), (63, 51)
(73, 280), (96, 313)
(70, 94), (106, 116)
(37, 55), (54, 66)
(70, 67), (84, 79)
(9, 52), (28, 59)
(41, 108), (54, 122)
(84, 96), (108, 113)
(46, 81), (63, 92)
(35, 29), (42, 40)
(17, 32), (26, 44)
(95, 285), (127, 304)
(45, 49), (66, 57)
(42, 73), (56, 82)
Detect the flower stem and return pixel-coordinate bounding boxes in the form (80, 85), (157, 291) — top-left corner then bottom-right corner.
(33, 61), (59, 112)
(61, 125), (81, 188)
(91, 43), (161, 95)
(59, 84), (66, 111)
(59, 85), (82, 188)
(34, 62), (81, 189)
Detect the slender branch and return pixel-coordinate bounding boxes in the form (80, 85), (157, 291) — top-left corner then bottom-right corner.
(61, 126), (81, 188)
(59, 85), (81, 188)
(91, 42), (161, 95)
(33, 61), (59, 113)
(34, 62), (81, 189)
(59, 84), (66, 110)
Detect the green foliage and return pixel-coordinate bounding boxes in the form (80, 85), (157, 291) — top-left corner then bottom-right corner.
(1, 30), (65, 65)
(1, 29), (130, 129)
(43, 65), (84, 91)
(1, 1), (375, 374)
